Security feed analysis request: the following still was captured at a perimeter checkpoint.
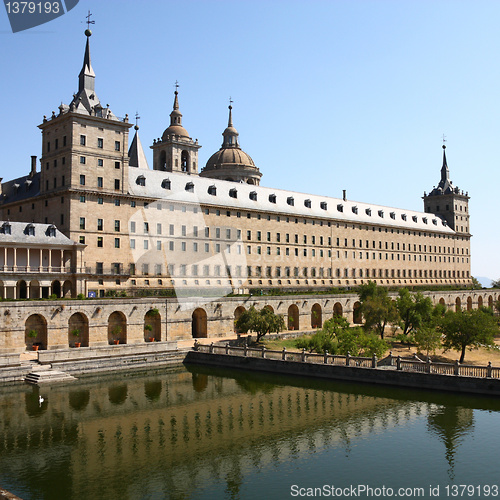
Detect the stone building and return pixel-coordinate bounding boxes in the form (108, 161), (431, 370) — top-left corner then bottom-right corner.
(0, 31), (472, 298)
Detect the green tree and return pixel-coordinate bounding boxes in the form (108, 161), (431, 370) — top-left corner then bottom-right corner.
(358, 282), (398, 339)
(414, 326), (442, 358)
(491, 278), (500, 289)
(470, 276), (482, 289)
(235, 306), (285, 342)
(396, 289), (433, 336)
(440, 309), (499, 363)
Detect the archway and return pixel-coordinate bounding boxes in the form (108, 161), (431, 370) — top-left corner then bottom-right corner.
(467, 297), (472, 311)
(68, 312), (89, 347)
(439, 298), (446, 308)
(192, 308), (207, 338)
(29, 280), (40, 299)
(353, 302), (362, 324)
(159, 150), (167, 170)
(16, 280), (27, 299)
(108, 311), (127, 345)
(234, 306), (246, 333)
(311, 303), (322, 328)
(144, 309), (161, 342)
(333, 302), (343, 317)
(25, 314), (47, 350)
(478, 296), (483, 309)
(287, 304), (299, 331)
(263, 305), (274, 313)
(63, 280), (73, 298)
(488, 295), (494, 309)
(181, 150), (190, 172)
(51, 280), (61, 298)
(0, 280), (3, 299)
(455, 297), (461, 312)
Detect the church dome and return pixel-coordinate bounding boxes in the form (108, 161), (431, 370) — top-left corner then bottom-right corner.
(162, 124), (190, 140)
(205, 148), (256, 170)
(161, 90), (190, 140)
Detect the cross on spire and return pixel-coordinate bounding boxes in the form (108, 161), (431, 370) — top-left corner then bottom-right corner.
(174, 81), (179, 92)
(135, 111), (140, 130)
(85, 10), (95, 30)
(442, 134), (447, 148)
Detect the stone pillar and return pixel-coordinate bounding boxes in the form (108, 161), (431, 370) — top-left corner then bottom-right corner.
(13, 247), (17, 271)
(39, 249), (42, 271)
(27, 247), (30, 271)
(60, 249), (64, 272)
(49, 249), (52, 271)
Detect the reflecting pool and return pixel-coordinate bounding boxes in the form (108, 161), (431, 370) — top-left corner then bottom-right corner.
(0, 364), (499, 499)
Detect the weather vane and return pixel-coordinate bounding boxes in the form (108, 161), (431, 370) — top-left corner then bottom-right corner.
(229, 96), (233, 107)
(174, 81), (179, 92)
(442, 134), (447, 144)
(85, 10), (95, 30)
(135, 112), (140, 128)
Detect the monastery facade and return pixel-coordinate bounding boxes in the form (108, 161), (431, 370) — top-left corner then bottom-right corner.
(0, 31), (472, 299)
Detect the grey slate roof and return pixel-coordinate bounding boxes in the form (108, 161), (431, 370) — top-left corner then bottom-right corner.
(1, 173), (40, 204)
(0, 221), (78, 247)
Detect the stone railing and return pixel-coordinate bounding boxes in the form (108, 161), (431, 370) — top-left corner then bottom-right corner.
(193, 341), (500, 379)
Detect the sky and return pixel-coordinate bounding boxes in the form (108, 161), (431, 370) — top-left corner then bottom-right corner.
(0, 0), (499, 282)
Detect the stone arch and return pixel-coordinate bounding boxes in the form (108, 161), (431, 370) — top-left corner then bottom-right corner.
(192, 308), (207, 338)
(353, 301), (362, 324)
(51, 280), (61, 298)
(108, 311), (127, 345)
(333, 302), (343, 317)
(263, 305), (274, 313)
(159, 150), (167, 170)
(311, 303), (322, 328)
(439, 297), (446, 307)
(488, 295), (494, 309)
(478, 296), (483, 309)
(29, 280), (40, 299)
(144, 309), (161, 342)
(16, 280), (28, 299)
(288, 304), (299, 330)
(25, 313), (47, 350)
(455, 297), (461, 312)
(234, 306), (246, 333)
(181, 150), (190, 172)
(467, 297), (473, 311)
(0, 280), (3, 299)
(68, 312), (89, 348)
(63, 280), (73, 298)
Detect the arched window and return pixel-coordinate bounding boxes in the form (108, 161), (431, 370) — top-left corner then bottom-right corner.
(181, 151), (189, 172)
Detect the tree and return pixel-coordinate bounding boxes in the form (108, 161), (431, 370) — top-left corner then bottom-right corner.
(358, 282), (398, 339)
(470, 276), (482, 289)
(414, 326), (442, 358)
(396, 289), (433, 336)
(491, 278), (500, 289)
(235, 306), (285, 342)
(440, 309), (499, 363)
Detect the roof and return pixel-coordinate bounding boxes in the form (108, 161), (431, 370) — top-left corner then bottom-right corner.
(0, 221), (80, 247)
(128, 170), (456, 235)
(1, 173), (40, 204)
(128, 128), (150, 169)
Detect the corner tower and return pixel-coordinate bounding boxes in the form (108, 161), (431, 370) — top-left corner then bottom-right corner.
(423, 145), (470, 235)
(200, 102), (262, 185)
(151, 87), (201, 173)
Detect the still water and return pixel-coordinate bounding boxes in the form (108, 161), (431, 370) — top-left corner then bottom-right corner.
(0, 364), (499, 500)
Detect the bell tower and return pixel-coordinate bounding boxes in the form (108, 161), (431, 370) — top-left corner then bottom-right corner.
(423, 145), (470, 235)
(151, 85), (201, 173)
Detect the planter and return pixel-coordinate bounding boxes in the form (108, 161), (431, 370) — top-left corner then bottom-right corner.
(32, 345), (39, 351)
(74, 342), (81, 348)
(113, 340), (120, 345)
(149, 337), (155, 343)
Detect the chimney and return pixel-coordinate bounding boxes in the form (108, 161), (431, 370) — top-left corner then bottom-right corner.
(30, 156), (37, 178)
(342, 189), (346, 201)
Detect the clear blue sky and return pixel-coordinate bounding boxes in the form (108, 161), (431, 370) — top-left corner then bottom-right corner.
(1, 0), (499, 281)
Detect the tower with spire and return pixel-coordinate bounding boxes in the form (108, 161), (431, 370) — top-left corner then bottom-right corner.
(150, 86), (201, 173)
(423, 145), (470, 235)
(200, 102), (262, 185)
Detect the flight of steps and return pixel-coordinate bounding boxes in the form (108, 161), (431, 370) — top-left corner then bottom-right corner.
(25, 363), (77, 385)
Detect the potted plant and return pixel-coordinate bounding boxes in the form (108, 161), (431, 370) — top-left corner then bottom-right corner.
(111, 325), (122, 345)
(144, 323), (154, 341)
(28, 329), (38, 350)
(71, 328), (81, 348)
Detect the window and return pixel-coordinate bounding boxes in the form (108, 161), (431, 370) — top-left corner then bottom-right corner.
(98, 197), (103, 205)
(115, 220), (120, 232)
(130, 239), (135, 249)
(97, 176), (103, 188)
(352, 206), (358, 214)
(320, 201), (327, 210)
(80, 156), (86, 164)
(97, 219), (103, 231)
(97, 237), (103, 247)
(208, 185), (217, 195)
(136, 176), (146, 186)
(156, 241), (161, 250)
(144, 240), (149, 250)
(287, 196), (294, 206)
(96, 262), (103, 275)
(162, 178), (171, 189)
(79, 217), (85, 230)
(115, 162), (120, 169)
(97, 138), (104, 149)
(229, 188), (237, 198)
(249, 191), (257, 201)
(114, 179), (120, 190)
(80, 175), (85, 186)
(79, 236), (85, 244)
(185, 182), (194, 192)
(144, 222), (149, 233)
(115, 141), (120, 151)
(269, 194), (277, 203)
(304, 199), (311, 208)
(80, 195), (86, 203)
(114, 199), (120, 206)
(80, 135), (86, 146)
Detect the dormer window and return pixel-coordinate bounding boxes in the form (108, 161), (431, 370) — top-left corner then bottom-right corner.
(13, 183), (20, 193)
(412, 215), (418, 222)
(378, 210), (384, 218)
(442, 220), (448, 226)
(26, 223), (35, 236)
(269, 194), (277, 204)
(422, 217), (428, 224)
(432, 219), (438, 225)
(249, 191), (257, 201)
(1, 222), (11, 235)
(208, 185), (217, 196)
(47, 225), (56, 237)
(390, 212), (395, 220)
(401, 214), (407, 221)
(352, 206), (358, 214)
(161, 178), (171, 190)
(229, 188), (237, 199)
(304, 199), (311, 208)
(25, 180), (32, 191)
(320, 201), (327, 210)
(185, 182), (194, 193)
(337, 204), (343, 212)
(287, 196), (294, 206)
(136, 175), (146, 186)
(365, 208), (371, 216)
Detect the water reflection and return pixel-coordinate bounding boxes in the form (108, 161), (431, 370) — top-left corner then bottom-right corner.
(0, 365), (498, 500)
